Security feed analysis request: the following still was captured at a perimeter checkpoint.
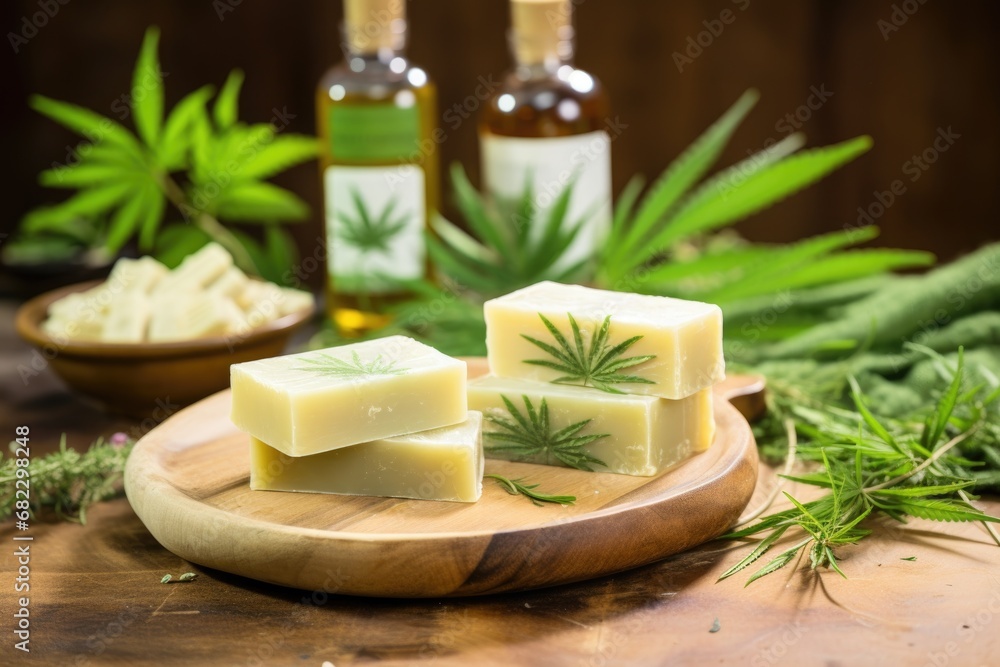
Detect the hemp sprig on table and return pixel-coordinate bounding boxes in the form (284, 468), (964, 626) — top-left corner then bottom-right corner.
(720, 348), (1000, 585)
(0, 433), (134, 524)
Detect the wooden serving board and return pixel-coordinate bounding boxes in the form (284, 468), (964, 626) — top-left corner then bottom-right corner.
(125, 363), (762, 598)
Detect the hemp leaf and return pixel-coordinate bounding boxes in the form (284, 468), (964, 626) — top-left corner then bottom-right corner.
(294, 351), (406, 380)
(719, 348), (1000, 586)
(18, 26), (318, 283)
(336, 188), (410, 255)
(484, 394), (608, 471)
(426, 165), (593, 297)
(522, 313), (655, 394)
(485, 474), (576, 506)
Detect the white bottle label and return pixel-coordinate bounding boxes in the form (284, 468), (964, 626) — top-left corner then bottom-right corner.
(324, 165), (426, 294)
(480, 130), (612, 269)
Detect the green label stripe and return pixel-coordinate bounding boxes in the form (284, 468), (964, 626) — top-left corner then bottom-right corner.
(329, 104), (420, 161)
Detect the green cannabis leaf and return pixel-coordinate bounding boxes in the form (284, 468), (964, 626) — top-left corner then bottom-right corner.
(484, 394), (609, 471)
(19, 26), (319, 283)
(720, 348), (1000, 586)
(294, 351), (406, 380)
(336, 188), (410, 254)
(598, 90), (933, 298)
(428, 164), (593, 297)
(423, 89), (932, 306)
(522, 313), (655, 394)
(485, 474), (577, 506)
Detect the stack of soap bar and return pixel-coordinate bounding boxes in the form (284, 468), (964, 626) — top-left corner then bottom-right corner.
(232, 336), (484, 503)
(475, 281), (723, 476)
(250, 413), (483, 503)
(467, 376), (713, 477)
(485, 281), (724, 399)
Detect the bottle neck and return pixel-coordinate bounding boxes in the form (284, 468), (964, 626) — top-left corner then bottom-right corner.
(508, 0), (575, 79)
(340, 0), (407, 59)
(340, 22), (407, 68)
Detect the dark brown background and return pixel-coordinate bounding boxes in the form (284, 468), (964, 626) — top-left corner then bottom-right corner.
(3, 0), (998, 281)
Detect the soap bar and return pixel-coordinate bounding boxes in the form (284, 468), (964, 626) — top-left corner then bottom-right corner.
(485, 281), (724, 399)
(467, 375), (714, 476)
(231, 336), (468, 456)
(207, 266), (250, 300)
(250, 412), (484, 503)
(100, 292), (151, 343)
(106, 256), (168, 294)
(147, 293), (239, 342)
(154, 242), (232, 295)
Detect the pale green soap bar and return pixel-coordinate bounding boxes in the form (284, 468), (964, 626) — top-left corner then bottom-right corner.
(484, 281), (724, 399)
(467, 375), (714, 477)
(231, 336), (467, 457)
(250, 412), (484, 503)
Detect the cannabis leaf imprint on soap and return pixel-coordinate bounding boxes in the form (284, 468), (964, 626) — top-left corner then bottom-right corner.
(485, 394), (608, 471)
(294, 351), (406, 380)
(522, 313), (656, 394)
(336, 187), (411, 255)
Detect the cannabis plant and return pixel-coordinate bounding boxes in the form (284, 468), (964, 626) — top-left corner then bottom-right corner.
(428, 164), (592, 297)
(599, 90), (933, 302)
(722, 348), (1000, 585)
(18, 26), (318, 282)
(428, 89), (932, 304)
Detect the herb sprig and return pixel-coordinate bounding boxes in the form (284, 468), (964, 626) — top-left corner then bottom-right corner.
(485, 394), (609, 471)
(523, 313), (655, 394)
(1, 434), (134, 524)
(720, 349), (1000, 585)
(486, 474), (576, 506)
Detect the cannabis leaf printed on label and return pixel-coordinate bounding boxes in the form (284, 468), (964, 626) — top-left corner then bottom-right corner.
(522, 313), (656, 394)
(336, 187), (411, 255)
(485, 394), (609, 471)
(294, 351), (406, 380)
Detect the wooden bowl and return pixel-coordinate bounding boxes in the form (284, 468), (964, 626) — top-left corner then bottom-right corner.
(15, 280), (315, 418)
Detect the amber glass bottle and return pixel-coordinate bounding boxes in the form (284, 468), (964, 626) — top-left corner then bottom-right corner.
(480, 0), (612, 268)
(316, 0), (438, 335)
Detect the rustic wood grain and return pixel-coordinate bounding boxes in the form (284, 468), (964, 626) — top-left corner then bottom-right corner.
(123, 373), (760, 597)
(4, 310), (1000, 665)
(4, 488), (999, 665)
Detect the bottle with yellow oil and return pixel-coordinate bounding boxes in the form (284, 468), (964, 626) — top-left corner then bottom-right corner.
(316, 0), (438, 334)
(480, 0), (612, 270)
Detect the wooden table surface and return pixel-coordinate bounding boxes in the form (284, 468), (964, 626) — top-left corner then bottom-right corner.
(2, 299), (999, 667)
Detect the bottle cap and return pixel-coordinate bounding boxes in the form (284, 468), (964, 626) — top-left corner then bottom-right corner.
(510, 0), (574, 66)
(344, 0), (407, 54)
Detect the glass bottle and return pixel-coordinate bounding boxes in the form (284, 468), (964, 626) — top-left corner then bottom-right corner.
(480, 0), (612, 270)
(316, 0), (438, 335)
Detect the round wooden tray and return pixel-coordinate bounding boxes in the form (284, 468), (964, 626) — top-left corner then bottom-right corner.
(125, 367), (761, 598)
